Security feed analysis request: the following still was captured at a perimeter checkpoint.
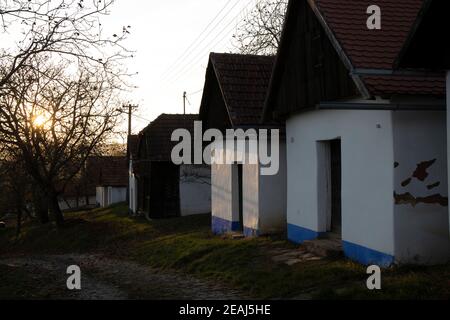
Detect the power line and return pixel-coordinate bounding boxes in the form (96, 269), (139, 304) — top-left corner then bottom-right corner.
(161, 0), (236, 80)
(132, 113), (152, 123)
(162, 0), (244, 82)
(169, 0), (258, 84)
(187, 88), (204, 96)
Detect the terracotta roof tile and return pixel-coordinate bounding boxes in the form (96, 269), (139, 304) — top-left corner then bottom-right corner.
(138, 114), (198, 162)
(87, 156), (128, 187)
(315, 0), (424, 69)
(210, 53), (275, 126)
(312, 0), (444, 96)
(362, 75), (445, 96)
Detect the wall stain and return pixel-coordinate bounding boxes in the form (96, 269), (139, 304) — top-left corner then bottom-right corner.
(427, 181), (441, 190)
(394, 192), (448, 207)
(412, 159), (437, 181)
(401, 178), (412, 187)
(394, 162), (399, 168)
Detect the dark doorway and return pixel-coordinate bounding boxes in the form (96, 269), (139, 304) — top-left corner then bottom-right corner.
(329, 140), (342, 237)
(237, 164), (244, 231)
(149, 162), (180, 218)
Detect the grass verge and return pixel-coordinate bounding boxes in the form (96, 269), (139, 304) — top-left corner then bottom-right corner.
(0, 204), (448, 299)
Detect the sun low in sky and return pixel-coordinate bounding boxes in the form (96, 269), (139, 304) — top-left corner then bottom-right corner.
(101, 0), (256, 134)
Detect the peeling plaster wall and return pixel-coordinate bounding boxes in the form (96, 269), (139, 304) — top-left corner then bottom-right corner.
(393, 111), (450, 264)
(286, 109), (395, 257)
(179, 165), (211, 216)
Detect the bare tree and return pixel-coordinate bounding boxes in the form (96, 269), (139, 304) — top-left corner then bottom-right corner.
(0, 0), (131, 89)
(0, 58), (122, 226)
(0, 0), (131, 226)
(0, 148), (34, 236)
(232, 0), (288, 55)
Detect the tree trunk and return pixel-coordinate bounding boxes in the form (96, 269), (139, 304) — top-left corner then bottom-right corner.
(16, 207), (22, 238)
(33, 191), (50, 224)
(50, 193), (64, 227)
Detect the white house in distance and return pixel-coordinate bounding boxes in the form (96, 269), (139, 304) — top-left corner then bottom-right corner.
(87, 156), (128, 208)
(394, 0), (450, 238)
(199, 53), (287, 237)
(264, 0), (450, 266)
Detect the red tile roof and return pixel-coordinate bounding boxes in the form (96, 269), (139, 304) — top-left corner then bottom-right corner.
(314, 0), (424, 69)
(311, 0), (445, 97)
(362, 75), (446, 96)
(87, 156), (128, 187)
(138, 114), (198, 162)
(209, 53), (275, 126)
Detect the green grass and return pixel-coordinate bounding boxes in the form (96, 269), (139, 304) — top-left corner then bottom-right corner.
(0, 204), (449, 299)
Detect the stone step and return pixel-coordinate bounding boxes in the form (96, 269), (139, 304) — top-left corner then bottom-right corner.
(302, 239), (344, 258)
(230, 233), (245, 240)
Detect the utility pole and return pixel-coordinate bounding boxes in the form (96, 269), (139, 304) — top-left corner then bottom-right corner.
(122, 104), (138, 136)
(183, 91), (187, 115)
(183, 91), (191, 115)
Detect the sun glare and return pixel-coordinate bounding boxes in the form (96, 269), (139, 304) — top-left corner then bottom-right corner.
(33, 114), (48, 128)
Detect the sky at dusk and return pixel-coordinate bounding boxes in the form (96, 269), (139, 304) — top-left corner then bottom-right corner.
(101, 0), (257, 134)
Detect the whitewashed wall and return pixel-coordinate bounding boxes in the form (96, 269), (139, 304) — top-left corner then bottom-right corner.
(96, 187), (105, 207)
(243, 143), (287, 235)
(211, 162), (240, 233)
(129, 160), (138, 214)
(286, 109), (395, 260)
(59, 196), (96, 211)
(259, 142), (287, 234)
(211, 139), (287, 235)
(96, 186), (126, 207)
(179, 164), (211, 216)
(109, 187), (126, 205)
(242, 163), (259, 233)
(393, 111), (450, 264)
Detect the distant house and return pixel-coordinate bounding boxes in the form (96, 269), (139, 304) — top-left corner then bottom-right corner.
(57, 161), (96, 211)
(87, 156), (128, 207)
(199, 53), (287, 237)
(264, 0), (450, 266)
(59, 179), (96, 211)
(127, 135), (139, 215)
(134, 114), (211, 218)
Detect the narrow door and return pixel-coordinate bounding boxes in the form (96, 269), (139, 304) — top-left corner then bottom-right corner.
(238, 164), (244, 231)
(330, 140), (342, 237)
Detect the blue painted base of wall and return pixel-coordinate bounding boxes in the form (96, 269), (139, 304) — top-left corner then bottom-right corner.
(343, 241), (395, 267)
(288, 224), (395, 267)
(243, 227), (260, 238)
(287, 224), (324, 244)
(212, 216), (241, 235)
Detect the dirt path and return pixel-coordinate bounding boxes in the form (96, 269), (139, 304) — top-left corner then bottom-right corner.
(0, 254), (246, 300)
